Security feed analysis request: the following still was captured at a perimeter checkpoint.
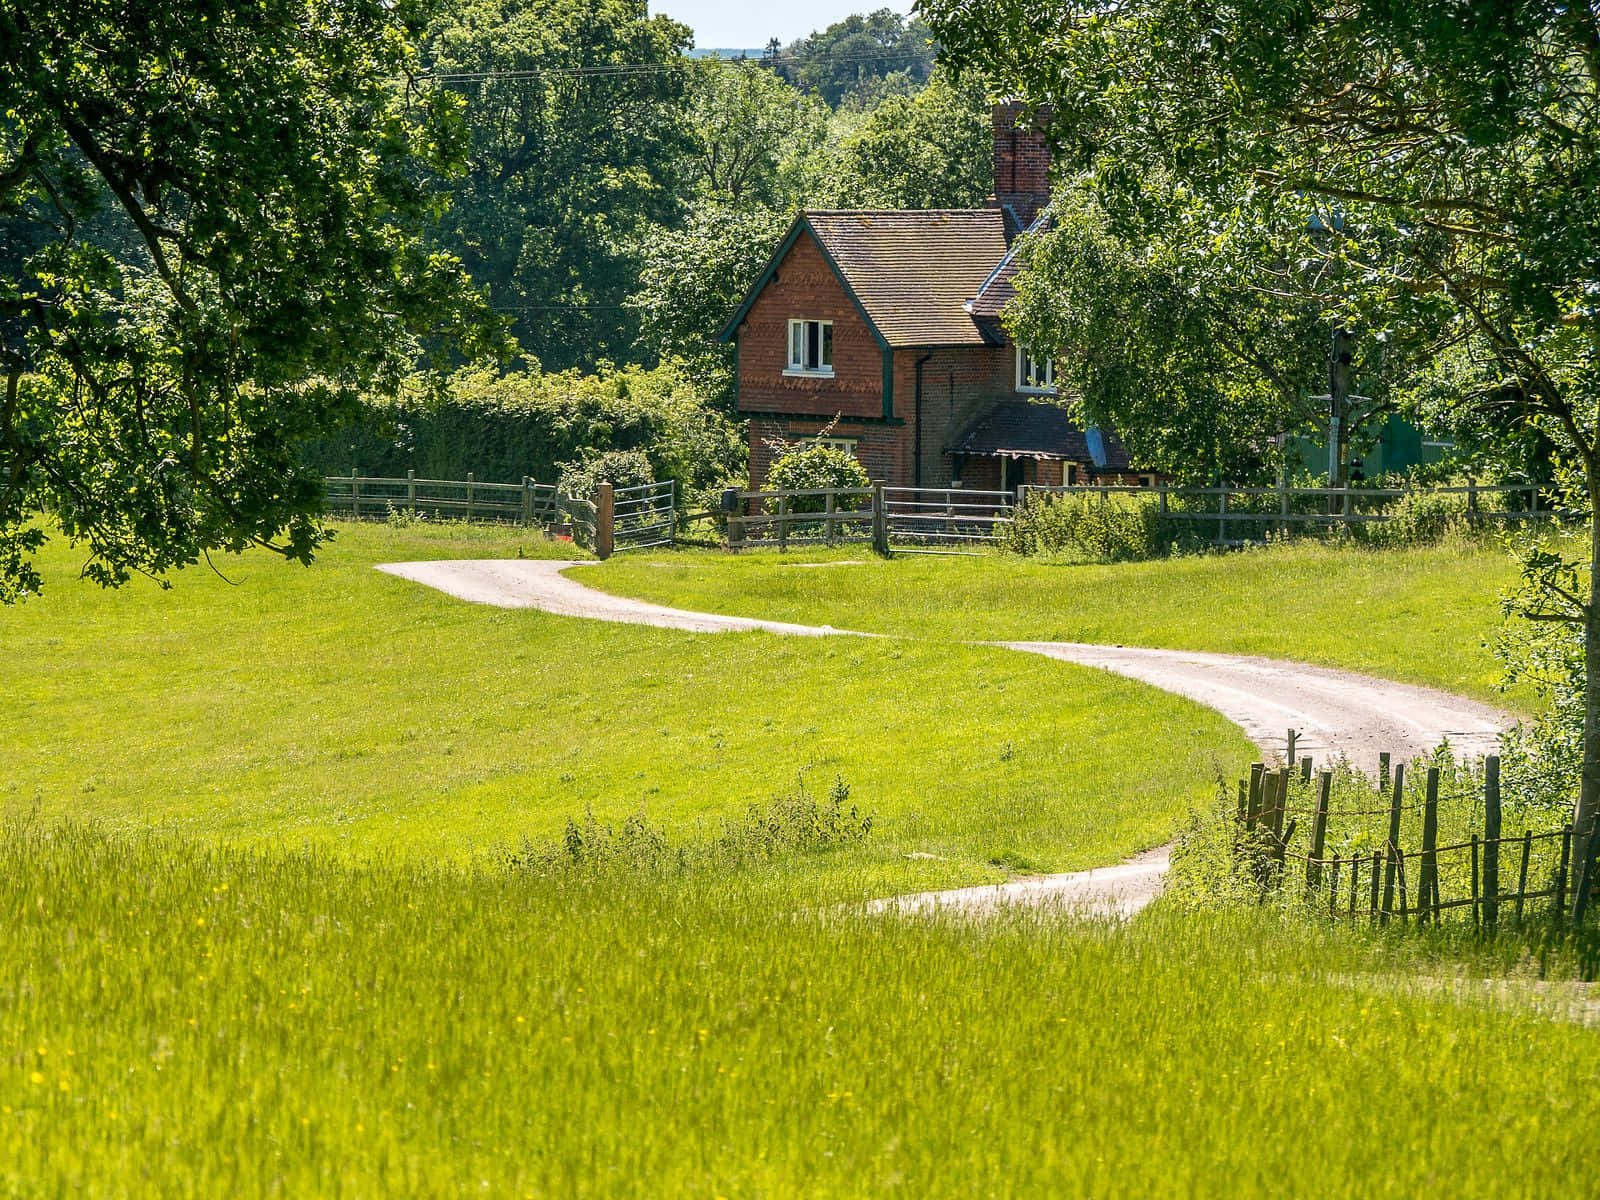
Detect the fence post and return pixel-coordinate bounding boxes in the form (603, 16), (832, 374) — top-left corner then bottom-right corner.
(1218, 487), (1229, 545)
(350, 468), (360, 519)
(1483, 756), (1501, 930)
(1285, 727), (1297, 770)
(824, 491), (837, 543)
(1158, 484), (1169, 516)
(1278, 473), (1289, 539)
(408, 469), (417, 516)
(594, 481), (614, 560)
(1306, 770), (1332, 897)
(872, 481), (889, 556)
(722, 488), (745, 550)
(1420, 767), (1440, 925)
(466, 472), (476, 522)
(520, 476), (533, 525)
(1245, 762), (1265, 827)
(668, 479), (678, 547)
(1381, 763), (1406, 922)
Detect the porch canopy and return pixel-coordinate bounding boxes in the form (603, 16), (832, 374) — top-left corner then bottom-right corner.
(948, 400), (1130, 471)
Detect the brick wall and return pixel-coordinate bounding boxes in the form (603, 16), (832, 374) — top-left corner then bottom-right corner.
(735, 233), (885, 421)
(747, 416), (909, 489)
(895, 346), (1013, 488)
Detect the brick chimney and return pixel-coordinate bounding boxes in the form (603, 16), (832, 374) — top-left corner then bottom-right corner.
(990, 101), (1052, 232)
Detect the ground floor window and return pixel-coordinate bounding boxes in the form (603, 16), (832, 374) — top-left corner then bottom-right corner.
(815, 436), (858, 455)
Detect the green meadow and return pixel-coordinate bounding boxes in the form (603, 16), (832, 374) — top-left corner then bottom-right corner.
(591, 538), (1529, 707)
(1, 522), (1251, 890)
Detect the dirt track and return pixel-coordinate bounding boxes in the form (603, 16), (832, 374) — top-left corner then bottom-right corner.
(377, 557), (1513, 917)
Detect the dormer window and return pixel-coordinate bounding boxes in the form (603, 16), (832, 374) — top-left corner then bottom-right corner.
(786, 319), (834, 376)
(1016, 348), (1055, 394)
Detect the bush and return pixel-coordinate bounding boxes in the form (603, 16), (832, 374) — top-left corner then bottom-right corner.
(1358, 488), (1473, 548)
(764, 441), (870, 514)
(1000, 492), (1194, 561)
(557, 449), (655, 498)
(301, 359), (745, 496)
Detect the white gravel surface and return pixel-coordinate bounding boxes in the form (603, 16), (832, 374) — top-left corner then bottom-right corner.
(377, 557), (1514, 918)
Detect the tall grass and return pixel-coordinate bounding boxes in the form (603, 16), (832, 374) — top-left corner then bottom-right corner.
(4, 821), (1598, 1197)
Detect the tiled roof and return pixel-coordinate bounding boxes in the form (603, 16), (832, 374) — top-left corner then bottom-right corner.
(803, 210), (1010, 347)
(949, 399), (1133, 472)
(968, 213), (1048, 323)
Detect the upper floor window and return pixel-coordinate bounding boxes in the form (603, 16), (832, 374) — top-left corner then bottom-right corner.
(1016, 348), (1055, 394)
(787, 319), (834, 376)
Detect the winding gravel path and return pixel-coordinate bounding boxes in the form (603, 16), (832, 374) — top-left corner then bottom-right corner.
(377, 557), (1513, 917)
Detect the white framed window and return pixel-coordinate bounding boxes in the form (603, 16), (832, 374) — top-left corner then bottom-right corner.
(816, 436), (857, 455)
(1016, 347), (1055, 394)
(786, 319), (834, 376)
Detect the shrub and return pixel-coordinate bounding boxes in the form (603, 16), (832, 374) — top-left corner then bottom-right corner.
(507, 775), (872, 877)
(1359, 488), (1473, 548)
(1000, 492), (1194, 561)
(557, 449), (655, 498)
(764, 441), (870, 514)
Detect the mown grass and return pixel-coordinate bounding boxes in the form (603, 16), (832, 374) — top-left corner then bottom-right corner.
(0, 522), (1252, 893)
(589, 537), (1532, 708)
(3, 822), (1597, 1197)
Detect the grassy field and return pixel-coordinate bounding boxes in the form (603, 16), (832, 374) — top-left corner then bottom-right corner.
(3, 822), (1597, 1197)
(6, 522), (1597, 1196)
(589, 538), (1530, 708)
(0, 522), (1253, 893)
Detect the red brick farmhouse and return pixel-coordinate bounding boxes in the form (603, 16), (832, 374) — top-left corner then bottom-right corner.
(720, 103), (1153, 494)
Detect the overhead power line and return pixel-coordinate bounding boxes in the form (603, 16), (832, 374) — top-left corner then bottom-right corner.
(418, 47), (936, 86)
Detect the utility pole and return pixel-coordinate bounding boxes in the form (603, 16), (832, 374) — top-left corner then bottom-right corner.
(1327, 326), (1352, 490)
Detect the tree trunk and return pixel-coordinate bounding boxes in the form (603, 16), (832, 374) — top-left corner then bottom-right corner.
(1572, 509), (1600, 919)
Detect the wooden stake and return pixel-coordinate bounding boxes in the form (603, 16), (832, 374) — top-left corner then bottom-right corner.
(1470, 835), (1480, 927)
(1381, 763), (1405, 922)
(1246, 763), (1264, 828)
(1306, 770), (1332, 896)
(1330, 851), (1341, 914)
(1483, 756), (1501, 930)
(1419, 767), (1439, 926)
(1516, 831), (1532, 920)
(1300, 756), (1313, 783)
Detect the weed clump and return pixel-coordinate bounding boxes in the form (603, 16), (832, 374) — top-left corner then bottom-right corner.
(509, 775), (872, 876)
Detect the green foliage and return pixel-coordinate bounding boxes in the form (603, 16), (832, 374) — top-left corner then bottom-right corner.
(763, 441), (871, 513)
(302, 359), (744, 496)
(1358, 490), (1474, 550)
(678, 60), (830, 207)
(1005, 198), (1327, 485)
(1000, 492), (1195, 562)
(424, 0), (695, 369)
(0, 0), (494, 601)
(557, 448), (654, 497)
(810, 69), (992, 210)
(629, 204), (789, 376)
(774, 10), (936, 108)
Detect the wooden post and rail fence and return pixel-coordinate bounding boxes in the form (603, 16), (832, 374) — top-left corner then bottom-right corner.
(1236, 739), (1578, 927)
(326, 472), (1549, 558)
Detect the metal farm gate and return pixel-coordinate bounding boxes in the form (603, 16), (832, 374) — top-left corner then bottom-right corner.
(882, 486), (1015, 551)
(610, 479), (677, 552)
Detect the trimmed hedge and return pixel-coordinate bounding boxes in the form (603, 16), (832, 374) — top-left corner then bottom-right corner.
(302, 360), (745, 498)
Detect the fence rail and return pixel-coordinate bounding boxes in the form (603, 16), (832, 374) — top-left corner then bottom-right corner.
(612, 479), (677, 551)
(883, 486), (1013, 551)
(325, 471), (560, 525)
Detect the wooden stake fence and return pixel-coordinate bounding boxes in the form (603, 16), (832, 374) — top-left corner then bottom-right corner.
(1236, 742), (1580, 928)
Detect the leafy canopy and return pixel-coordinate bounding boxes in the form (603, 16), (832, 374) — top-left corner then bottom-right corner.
(0, 0), (493, 601)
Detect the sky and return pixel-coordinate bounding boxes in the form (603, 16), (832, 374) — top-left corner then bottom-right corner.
(651, 1), (914, 49)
